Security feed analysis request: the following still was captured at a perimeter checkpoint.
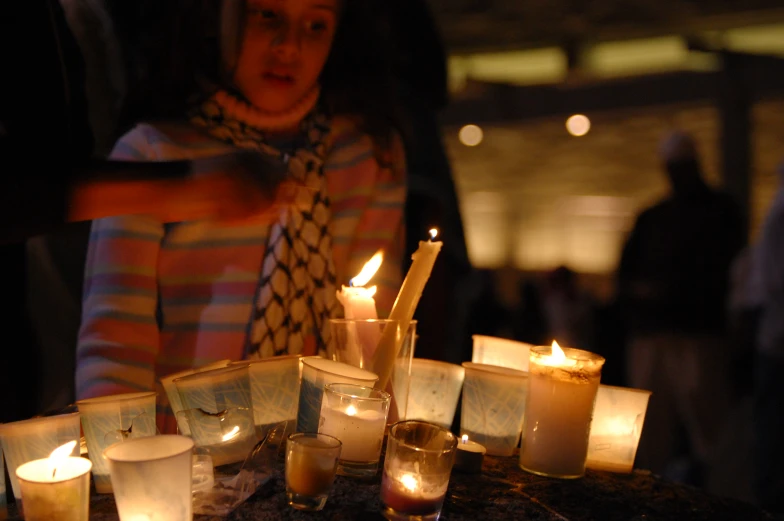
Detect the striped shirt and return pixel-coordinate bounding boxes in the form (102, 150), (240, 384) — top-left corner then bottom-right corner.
(76, 117), (406, 432)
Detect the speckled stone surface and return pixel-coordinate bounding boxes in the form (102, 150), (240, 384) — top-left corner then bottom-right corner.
(5, 452), (778, 521)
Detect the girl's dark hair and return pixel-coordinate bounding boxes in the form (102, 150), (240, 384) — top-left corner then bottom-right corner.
(108, 0), (399, 145)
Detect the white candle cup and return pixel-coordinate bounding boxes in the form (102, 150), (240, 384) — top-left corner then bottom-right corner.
(471, 335), (532, 371)
(174, 364), (252, 416)
(319, 383), (390, 478)
(520, 345), (605, 479)
(76, 392), (157, 493)
(285, 433), (342, 512)
(329, 319), (416, 422)
(406, 359), (465, 430)
(16, 455), (92, 521)
(174, 406), (257, 467)
(231, 355), (302, 437)
(453, 435), (486, 474)
(104, 435), (195, 521)
(460, 363), (529, 456)
(380, 420), (457, 521)
(160, 359), (231, 435)
(296, 358), (378, 434)
(0, 412), (81, 508)
(586, 385), (652, 474)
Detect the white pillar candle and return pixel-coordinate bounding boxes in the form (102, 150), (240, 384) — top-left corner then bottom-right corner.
(372, 229), (442, 389)
(336, 251), (383, 368)
(519, 341), (605, 479)
(15, 441), (92, 521)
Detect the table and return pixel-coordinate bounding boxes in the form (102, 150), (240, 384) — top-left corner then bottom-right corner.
(5, 452), (777, 521)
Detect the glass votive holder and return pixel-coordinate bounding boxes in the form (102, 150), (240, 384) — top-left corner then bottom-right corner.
(0, 412), (81, 508)
(16, 451), (92, 521)
(381, 421), (457, 521)
(231, 355), (302, 436)
(460, 363), (528, 456)
(285, 432), (342, 511)
(104, 435), (195, 521)
(319, 383), (390, 478)
(406, 359), (465, 429)
(520, 343), (605, 479)
(175, 406), (257, 467)
(329, 319), (416, 422)
(76, 391), (157, 493)
(471, 335), (532, 371)
(160, 359), (231, 435)
(586, 384), (652, 473)
(297, 358), (378, 433)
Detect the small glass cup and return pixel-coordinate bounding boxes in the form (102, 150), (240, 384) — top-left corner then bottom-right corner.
(381, 420), (458, 521)
(319, 383), (391, 477)
(285, 433), (342, 511)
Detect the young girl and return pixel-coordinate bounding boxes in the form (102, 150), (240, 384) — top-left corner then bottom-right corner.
(76, 0), (406, 432)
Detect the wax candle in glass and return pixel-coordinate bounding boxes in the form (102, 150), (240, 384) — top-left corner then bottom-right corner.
(519, 341), (605, 479)
(104, 435), (195, 521)
(319, 383), (390, 477)
(15, 441), (92, 521)
(285, 433), (342, 511)
(380, 420), (457, 521)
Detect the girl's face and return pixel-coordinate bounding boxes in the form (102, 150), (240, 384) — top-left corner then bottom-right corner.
(234, 0), (338, 113)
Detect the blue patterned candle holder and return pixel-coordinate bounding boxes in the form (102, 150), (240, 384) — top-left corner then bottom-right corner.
(160, 359), (232, 435)
(76, 392), (157, 493)
(296, 358), (377, 433)
(460, 363), (529, 457)
(174, 365), (252, 417)
(232, 355), (302, 437)
(0, 412), (81, 510)
(406, 359), (465, 430)
(175, 406), (257, 467)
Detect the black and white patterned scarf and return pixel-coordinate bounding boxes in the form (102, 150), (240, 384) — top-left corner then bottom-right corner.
(191, 92), (340, 358)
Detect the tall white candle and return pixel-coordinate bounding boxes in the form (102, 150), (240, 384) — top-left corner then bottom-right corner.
(336, 251), (383, 367)
(372, 230), (442, 389)
(519, 341), (605, 479)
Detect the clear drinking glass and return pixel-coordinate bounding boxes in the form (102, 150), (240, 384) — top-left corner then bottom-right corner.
(285, 433), (342, 511)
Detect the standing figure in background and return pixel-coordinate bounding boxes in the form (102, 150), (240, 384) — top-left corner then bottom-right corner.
(750, 160), (784, 513)
(542, 265), (594, 350)
(617, 131), (744, 485)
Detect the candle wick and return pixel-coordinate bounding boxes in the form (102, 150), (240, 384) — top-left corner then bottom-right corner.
(52, 467), (57, 480)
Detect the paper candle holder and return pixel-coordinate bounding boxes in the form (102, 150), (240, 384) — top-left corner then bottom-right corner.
(586, 384), (652, 473)
(460, 362), (529, 456)
(296, 358), (378, 434)
(104, 435), (195, 521)
(406, 358), (464, 430)
(0, 412), (81, 506)
(160, 359), (231, 435)
(175, 406), (258, 467)
(471, 335), (532, 371)
(76, 391), (157, 494)
(231, 355), (302, 437)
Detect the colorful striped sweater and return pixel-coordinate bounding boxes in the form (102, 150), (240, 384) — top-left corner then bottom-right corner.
(76, 117), (406, 433)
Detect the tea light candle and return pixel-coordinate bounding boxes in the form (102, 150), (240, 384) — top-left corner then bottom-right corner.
(519, 341), (605, 479)
(453, 435), (485, 474)
(380, 472), (447, 516)
(15, 441), (92, 521)
(320, 404), (386, 462)
(287, 441), (340, 496)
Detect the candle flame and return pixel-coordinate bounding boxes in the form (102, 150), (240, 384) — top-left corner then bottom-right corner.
(221, 425), (240, 442)
(350, 250), (383, 287)
(461, 434), (469, 444)
(429, 228), (439, 241)
(49, 440), (77, 479)
(551, 340), (566, 364)
(400, 473), (420, 492)
(345, 404), (358, 416)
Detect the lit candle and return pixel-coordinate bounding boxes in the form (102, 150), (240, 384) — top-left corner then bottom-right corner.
(372, 229), (442, 390)
(453, 435), (486, 474)
(380, 472), (448, 516)
(336, 251), (383, 368)
(15, 441), (92, 521)
(318, 383), (390, 477)
(519, 341), (605, 479)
